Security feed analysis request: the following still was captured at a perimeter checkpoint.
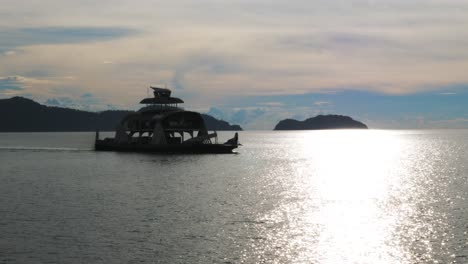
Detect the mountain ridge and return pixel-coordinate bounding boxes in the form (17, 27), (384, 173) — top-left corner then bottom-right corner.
(0, 96), (242, 132)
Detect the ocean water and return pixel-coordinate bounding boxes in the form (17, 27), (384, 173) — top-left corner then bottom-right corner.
(1, 130), (468, 263)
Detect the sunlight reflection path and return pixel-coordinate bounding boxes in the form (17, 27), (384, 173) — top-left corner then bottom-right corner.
(247, 130), (451, 263)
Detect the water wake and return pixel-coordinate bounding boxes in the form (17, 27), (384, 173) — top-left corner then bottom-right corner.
(0, 146), (92, 152)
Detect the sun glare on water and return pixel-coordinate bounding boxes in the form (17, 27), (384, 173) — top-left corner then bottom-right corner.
(247, 130), (447, 263)
(305, 131), (407, 263)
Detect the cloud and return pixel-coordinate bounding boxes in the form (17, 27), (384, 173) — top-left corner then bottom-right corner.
(206, 107), (225, 120)
(257, 102), (284, 107)
(275, 32), (395, 53)
(44, 92), (111, 111)
(0, 75), (62, 99)
(314, 101), (332, 106)
(0, 76), (25, 91)
(171, 53), (243, 90)
(207, 107), (265, 127)
(80, 93), (93, 98)
(3, 50), (16, 56)
(0, 26), (138, 52)
(44, 98), (61, 106)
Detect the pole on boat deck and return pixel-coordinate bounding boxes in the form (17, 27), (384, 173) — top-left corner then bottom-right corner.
(95, 130), (99, 141)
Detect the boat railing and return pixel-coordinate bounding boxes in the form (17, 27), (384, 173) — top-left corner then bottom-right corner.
(138, 105), (183, 113)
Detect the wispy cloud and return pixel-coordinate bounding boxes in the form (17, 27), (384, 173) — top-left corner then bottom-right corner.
(0, 76), (25, 92)
(257, 102), (284, 107)
(44, 92), (114, 111)
(0, 26), (138, 52)
(0, 75), (57, 96)
(3, 50), (16, 56)
(314, 101), (332, 106)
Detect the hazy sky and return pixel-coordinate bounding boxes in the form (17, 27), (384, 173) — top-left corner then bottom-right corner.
(1, 0), (467, 129)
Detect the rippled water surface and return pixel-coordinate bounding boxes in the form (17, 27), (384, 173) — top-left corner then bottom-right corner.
(1, 130), (468, 263)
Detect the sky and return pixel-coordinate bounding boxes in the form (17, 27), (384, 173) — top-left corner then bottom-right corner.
(1, 0), (468, 129)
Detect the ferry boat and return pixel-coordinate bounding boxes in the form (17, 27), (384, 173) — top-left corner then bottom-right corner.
(95, 87), (239, 153)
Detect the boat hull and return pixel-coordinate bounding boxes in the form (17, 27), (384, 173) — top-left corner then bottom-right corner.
(95, 139), (238, 154)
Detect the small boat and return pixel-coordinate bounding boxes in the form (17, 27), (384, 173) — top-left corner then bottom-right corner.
(95, 87), (239, 153)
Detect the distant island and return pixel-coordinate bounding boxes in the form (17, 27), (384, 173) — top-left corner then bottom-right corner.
(0, 97), (242, 132)
(274, 115), (368, 130)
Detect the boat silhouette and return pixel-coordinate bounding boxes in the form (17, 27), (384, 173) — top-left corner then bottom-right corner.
(95, 87), (239, 153)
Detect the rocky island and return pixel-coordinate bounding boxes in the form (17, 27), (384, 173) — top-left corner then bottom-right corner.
(274, 114), (368, 130)
(0, 96), (242, 132)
